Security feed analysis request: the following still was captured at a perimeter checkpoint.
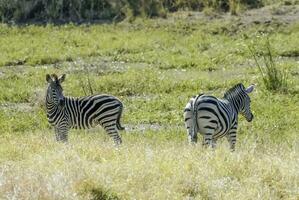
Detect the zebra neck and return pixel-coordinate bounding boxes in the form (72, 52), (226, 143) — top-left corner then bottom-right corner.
(226, 95), (241, 114)
(46, 102), (66, 125)
(46, 94), (54, 108)
(46, 95), (65, 114)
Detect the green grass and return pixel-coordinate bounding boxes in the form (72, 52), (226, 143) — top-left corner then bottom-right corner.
(1, 19), (298, 69)
(0, 10), (299, 200)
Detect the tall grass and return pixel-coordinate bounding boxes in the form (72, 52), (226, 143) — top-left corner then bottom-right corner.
(249, 38), (288, 93)
(0, 132), (298, 199)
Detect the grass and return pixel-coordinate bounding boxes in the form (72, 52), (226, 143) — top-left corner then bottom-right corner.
(1, 18), (298, 69)
(0, 132), (298, 199)
(249, 37), (289, 93)
(0, 8), (299, 200)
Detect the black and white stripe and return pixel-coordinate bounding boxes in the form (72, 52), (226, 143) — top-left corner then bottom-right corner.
(46, 74), (124, 145)
(183, 83), (255, 150)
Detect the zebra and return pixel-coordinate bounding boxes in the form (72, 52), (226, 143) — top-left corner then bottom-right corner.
(45, 73), (125, 145)
(183, 83), (255, 150)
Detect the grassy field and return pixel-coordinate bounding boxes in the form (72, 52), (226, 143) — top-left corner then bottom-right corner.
(0, 5), (299, 200)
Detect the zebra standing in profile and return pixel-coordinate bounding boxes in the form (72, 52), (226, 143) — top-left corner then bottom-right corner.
(45, 74), (125, 145)
(183, 83), (255, 150)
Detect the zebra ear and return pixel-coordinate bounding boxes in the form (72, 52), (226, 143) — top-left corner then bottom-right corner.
(58, 74), (66, 83)
(245, 84), (255, 93)
(46, 74), (52, 83)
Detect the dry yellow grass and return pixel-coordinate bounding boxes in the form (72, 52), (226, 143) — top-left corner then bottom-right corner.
(0, 131), (298, 200)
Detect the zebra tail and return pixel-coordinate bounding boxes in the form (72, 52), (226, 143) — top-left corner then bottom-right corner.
(116, 102), (125, 130)
(192, 94), (203, 137)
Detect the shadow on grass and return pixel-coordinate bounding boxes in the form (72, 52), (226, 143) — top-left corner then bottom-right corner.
(78, 180), (121, 200)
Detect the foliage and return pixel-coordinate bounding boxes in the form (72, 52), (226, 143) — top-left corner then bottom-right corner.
(0, 0), (266, 23)
(249, 37), (289, 93)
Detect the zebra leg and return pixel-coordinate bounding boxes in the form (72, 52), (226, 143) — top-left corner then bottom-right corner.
(227, 124), (238, 151)
(187, 130), (197, 144)
(191, 130), (198, 144)
(184, 123), (192, 144)
(211, 139), (217, 149)
(187, 129), (192, 144)
(54, 126), (69, 142)
(202, 132), (214, 148)
(184, 108), (197, 144)
(104, 125), (122, 146)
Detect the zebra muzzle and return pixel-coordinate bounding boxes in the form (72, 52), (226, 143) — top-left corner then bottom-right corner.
(248, 114), (254, 122)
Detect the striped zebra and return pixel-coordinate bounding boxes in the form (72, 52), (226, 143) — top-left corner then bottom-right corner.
(46, 74), (125, 145)
(183, 83), (255, 150)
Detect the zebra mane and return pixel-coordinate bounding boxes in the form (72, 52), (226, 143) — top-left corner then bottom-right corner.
(223, 83), (245, 99)
(51, 74), (58, 81)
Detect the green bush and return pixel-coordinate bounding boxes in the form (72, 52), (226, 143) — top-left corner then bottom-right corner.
(0, 0), (125, 22)
(0, 0), (264, 23)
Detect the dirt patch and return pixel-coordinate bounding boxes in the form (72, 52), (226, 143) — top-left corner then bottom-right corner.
(239, 5), (299, 26)
(169, 5), (299, 27)
(60, 57), (151, 75)
(0, 103), (34, 112)
(164, 66), (250, 82)
(0, 56), (151, 77)
(0, 71), (4, 78)
(125, 123), (184, 133)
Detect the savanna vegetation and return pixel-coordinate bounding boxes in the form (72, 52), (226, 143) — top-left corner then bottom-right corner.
(0, 1), (299, 199)
(0, 0), (298, 23)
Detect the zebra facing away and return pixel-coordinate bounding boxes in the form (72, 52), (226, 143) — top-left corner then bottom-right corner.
(183, 83), (255, 150)
(46, 73), (125, 145)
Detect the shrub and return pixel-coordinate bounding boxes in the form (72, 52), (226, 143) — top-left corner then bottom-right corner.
(0, 0), (125, 23)
(0, 0), (265, 23)
(249, 37), (288, 93)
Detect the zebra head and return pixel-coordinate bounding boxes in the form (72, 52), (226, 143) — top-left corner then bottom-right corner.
(224, 83), (255, 122)
(46, 74), (66, 107)
(240, 84), (255, 122)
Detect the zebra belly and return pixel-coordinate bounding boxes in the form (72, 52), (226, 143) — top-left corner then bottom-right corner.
(64, 96), (122, 130)
(70, 122), (92, 129)
(69, 112), (96, 129)
(197, 117), (229, 139)
(212, 127), (229, 139)
(67, 109), (93, 129)
(83, 100), (121, 129)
